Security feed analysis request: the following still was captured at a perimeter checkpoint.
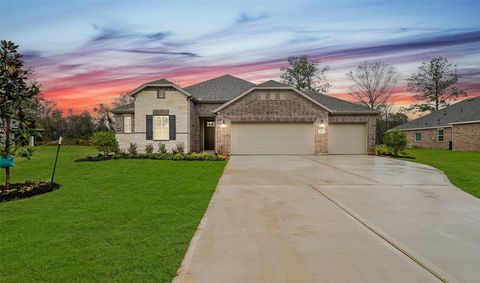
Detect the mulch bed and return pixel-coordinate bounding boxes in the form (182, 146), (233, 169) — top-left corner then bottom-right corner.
(75, 155), (114, 162)
(0, 181), (61, 202)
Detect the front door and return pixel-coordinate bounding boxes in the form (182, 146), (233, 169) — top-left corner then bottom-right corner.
(204, 120), (215, 150)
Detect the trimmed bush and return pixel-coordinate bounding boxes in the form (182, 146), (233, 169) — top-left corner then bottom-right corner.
(128, 143), (138, 155)
(375, 144), (391, 156)
(91, 131), (118, 156)
(383, 131), (407, 156)
(145, 144), (154, 155)
(158, 143), (167, 154)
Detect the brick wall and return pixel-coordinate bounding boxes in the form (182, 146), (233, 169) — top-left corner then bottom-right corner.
(452, 122), (480, 151)
(404, 128), (452, 149)
(113, 113), (134, 134)
(216, 89), (329, 155)
(190, 102), (222, 152)
(329, 114), (377, 154)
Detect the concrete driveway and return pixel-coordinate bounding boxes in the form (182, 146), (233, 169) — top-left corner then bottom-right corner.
(174, 155), (480, 283)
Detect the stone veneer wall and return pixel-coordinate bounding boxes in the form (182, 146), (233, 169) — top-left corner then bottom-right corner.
(216, 89), (329, 155)
(452, 123), (480, 151)
(404, 128), (452, 149)
(190, 102), (222, 152)
(328, 114), (377, 154)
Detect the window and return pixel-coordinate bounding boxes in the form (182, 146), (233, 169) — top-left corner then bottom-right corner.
(415, 132), (422, 142)
(123, 115), (132, 133)
(206, 121), (215, 127)
(259, 91), (287, 100)
(153, 116), (169, 140)
(437, 129), (444, 142)
(157, 89), (165, 99)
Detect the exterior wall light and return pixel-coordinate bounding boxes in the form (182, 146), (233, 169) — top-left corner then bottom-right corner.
(220, 119), (226, 128)
(319, 123), (326, 128)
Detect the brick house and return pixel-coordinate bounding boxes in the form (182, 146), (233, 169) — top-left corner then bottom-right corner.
(111, 75), (379, 155)
(391, 97), (480, 151)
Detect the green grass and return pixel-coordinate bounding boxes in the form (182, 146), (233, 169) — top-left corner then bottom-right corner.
(402, 148), (480, 198)
(0, 146), (226, 282)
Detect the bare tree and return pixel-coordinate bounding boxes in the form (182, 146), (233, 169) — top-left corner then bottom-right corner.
(407, 57), (466, 112)
(112, 93), (134, 108)
(281, 55), (330, 93)
(93, 103), (114, 131)
(347, 61), (399, 109)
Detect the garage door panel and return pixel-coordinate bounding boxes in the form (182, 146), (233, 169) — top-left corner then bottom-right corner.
(232, 123), (314, 155)
(328, 124), (366, 155)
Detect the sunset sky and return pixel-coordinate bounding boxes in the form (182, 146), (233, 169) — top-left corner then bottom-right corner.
(1, 0), (479, 112)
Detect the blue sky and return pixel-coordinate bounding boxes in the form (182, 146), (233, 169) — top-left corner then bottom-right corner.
(1, 0), (479, 111)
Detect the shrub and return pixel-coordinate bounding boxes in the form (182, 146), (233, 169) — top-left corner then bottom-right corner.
(91, 131), (118, 156)
(158, 143), (167, 154)
(374, 144), (391, 156)
(383, 131), (407, 156)
(145, 144), (154, 155)
(174, 142), (185, 154)
(128, 143), (138, 155)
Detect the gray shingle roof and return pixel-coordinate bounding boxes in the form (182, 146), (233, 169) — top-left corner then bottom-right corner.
(391, 96), (480, 130)
(111, 103), (135, 114)
(184, 74), (255, 102)
(257, 80), (291, 87)
(147, 78), (175, 85)
(302, 90), (378, 113)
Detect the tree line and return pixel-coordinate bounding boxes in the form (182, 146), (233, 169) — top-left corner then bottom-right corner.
(34, 93), (133, 144)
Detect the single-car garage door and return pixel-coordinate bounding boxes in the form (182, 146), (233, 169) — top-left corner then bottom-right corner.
(231, 123), (314, 155)
(328, 124), (367, 154)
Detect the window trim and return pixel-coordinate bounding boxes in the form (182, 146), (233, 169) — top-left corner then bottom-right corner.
(153, 115), (169, 141)
(123, 115), (132, 133)
(437, 129), (445, 142)
(414, 132), (422, 142)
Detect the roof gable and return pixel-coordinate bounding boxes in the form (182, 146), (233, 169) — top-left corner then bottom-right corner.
(257, 80), (291, 87)
(392, 96), (480, 130)
(184, 74), (255, 102)
(213, 86), (333, 113)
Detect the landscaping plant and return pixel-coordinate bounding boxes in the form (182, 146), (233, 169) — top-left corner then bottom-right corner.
(158, 142), (167, 154)
(90, 131), (118, 156)
(127, 142), (137, 155)
(145, 144), (154, 155)
(0, 40), (40, 189)
(383, 131), (407, 156)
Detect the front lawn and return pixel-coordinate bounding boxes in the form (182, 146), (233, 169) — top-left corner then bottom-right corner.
(0, 146), (225, 282)
(402, 148), (480, 198)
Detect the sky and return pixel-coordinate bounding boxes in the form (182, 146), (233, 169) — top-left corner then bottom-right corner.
(1, 0), (479, 112)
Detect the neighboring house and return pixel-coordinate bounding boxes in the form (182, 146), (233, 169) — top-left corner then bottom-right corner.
(111, 75), (379, 155)
(391, 97), (480, 151)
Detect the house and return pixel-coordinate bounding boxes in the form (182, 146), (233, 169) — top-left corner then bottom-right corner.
(111, 75), (379, 155)
(391, 97), (480, 151)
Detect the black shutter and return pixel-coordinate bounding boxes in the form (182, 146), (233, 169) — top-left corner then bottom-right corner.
(169, 115), (176, 140)
(146, 115), (153, 140)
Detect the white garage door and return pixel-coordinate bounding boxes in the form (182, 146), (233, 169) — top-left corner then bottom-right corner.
(231, 123), (314, 155)
(328, 124), (367, 154)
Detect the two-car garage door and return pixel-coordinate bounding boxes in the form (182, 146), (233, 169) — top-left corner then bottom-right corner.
(230, 123), (367, 155)
(231, 123), (314, 155)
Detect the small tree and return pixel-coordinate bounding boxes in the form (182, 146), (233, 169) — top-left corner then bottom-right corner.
(1, 40), (41, 189)
(347, 61), (399, 109)
(408, 57), (466, 112)
(280, 55), (330, 93)
(91, 131), (118, 156)
(383, 131), (407, 156)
